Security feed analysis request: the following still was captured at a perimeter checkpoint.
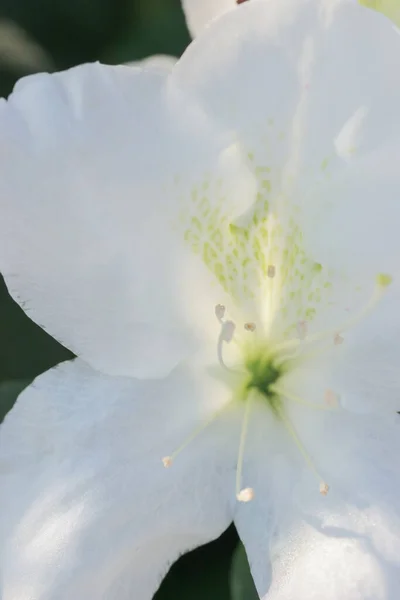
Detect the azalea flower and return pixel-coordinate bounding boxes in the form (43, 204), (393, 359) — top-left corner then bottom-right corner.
(1, 0), (400, 599)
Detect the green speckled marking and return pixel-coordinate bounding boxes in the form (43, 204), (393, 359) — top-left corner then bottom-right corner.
(180, 164), (335, 331)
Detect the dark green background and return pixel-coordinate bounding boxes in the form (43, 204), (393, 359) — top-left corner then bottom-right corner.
(0, 0), (258, 597)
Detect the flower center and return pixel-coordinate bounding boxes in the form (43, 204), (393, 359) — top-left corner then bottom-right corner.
(171, 166), (395, 502)
(243, 352), (283, 415)
(162, 274), (392, 503)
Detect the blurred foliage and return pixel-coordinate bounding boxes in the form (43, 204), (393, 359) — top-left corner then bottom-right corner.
(156, 526), (239, 600)
(230, 543), (259, 600)
(0, 0), (249, 598)
(0, 0), (190, 97)
(0, 378), (30, 423)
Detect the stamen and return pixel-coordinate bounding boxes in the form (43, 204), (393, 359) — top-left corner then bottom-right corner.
(279, 335), (342, 369)
(237, 488), (254, 502)
(236, 393), (255, 502)
(272, 385), (336, 412)
(324, 388), (339, 408)
(277, 404), (329, 495)
(376, 273), (392, 287)
(275, 273), (392, 354)
(319, 482), (329, 496)
(334, 333), (344, 345)
(162, 402), (231, 468)
(267, 265), (276, 278)
(244, 322), (256, 332)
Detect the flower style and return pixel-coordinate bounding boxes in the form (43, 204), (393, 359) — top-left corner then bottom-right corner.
(1, 1), (400, 599)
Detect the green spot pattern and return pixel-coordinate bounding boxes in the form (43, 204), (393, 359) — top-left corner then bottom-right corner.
(179, 164), (335, 334)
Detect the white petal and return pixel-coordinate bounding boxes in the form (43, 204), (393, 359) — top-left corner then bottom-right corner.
(0, 359), (235, 600)
(283, 274), (400, 416)
(234, 407), (400, 599)
(325, 283), (400, 415)
(0, 63), (256, 378)
(173, 0), (400, 277)
(299, 146), (400, 276)
(181, 0), (238, 38)
(126, 54), (177, 72)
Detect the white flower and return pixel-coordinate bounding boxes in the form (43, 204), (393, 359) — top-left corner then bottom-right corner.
(1, 1), (400, 599)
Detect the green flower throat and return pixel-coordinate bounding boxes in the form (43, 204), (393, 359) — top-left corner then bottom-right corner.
(244, 352), (283, 415)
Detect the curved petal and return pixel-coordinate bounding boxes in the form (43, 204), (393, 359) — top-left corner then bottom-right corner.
(234, 407), (400, 599)
(326, 287), (400, 415)
(0, 63), (256, 378)
(298, 145), (400, 276)
(173, 0), (400, 278)
(181, 0), (238, 38)
(280, 274), (400, 416)
(126, 54), (177, 72)
(0, 359), (236, 600)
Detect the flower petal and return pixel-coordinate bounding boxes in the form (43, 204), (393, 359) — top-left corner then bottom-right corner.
(181, 0), (238, 38)
(299, 146), (400, 277)
(0, 62), (256, 378)
(173, 0), (400, 277)
(303, 279), (400, 415)
(0, 358), (235, 600)
(126, 54), (177, 71)
(234, 407), (400, 599)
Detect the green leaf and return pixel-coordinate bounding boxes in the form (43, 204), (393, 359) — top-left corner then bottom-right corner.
(0, 379), (31, 423)
(230, 543), (259, 600)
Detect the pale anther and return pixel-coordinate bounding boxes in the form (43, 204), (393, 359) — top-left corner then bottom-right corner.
(319, 482), (330, 496)
(324, 389), (339, 408)
(237, 487), (255, 502)
(297, 320), (308, 340)
(221, 320), (236, 343)
(376, 273), (392, 288)
(162, 456), (173, 468)
(215, 304), (226, 322)
(267, 265), (276, 278)
(244, 322), (256, 332)
(334, 333), (344, 345)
